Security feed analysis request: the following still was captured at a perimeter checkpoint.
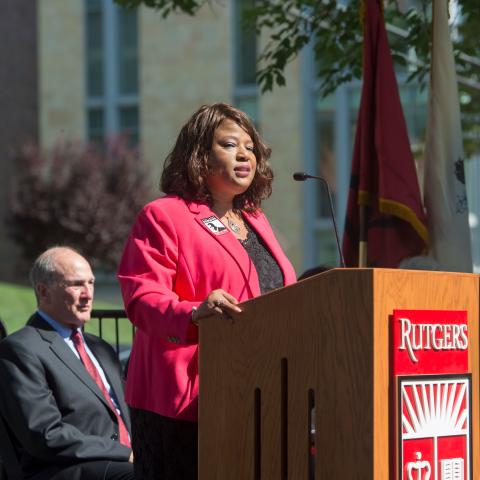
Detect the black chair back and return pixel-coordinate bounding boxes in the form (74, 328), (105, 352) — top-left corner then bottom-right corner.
(0, 413), (23, 479)
(0, 319), (13, 479)
(0, 319), (6, 341)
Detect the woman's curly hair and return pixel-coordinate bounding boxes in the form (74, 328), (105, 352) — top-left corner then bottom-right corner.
(161, 103), (273, 213)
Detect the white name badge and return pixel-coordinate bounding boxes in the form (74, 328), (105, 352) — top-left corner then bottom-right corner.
(201, 216), (228, 235)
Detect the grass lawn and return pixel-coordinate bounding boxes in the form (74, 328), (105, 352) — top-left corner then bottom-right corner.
(0, 282), (133, 346)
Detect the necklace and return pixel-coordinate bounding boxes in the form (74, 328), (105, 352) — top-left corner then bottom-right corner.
(226, 215), (241, 234)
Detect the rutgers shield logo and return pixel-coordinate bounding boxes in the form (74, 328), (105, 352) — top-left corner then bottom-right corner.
(393, 310), (471, 480)
(399, 375), (471, 480)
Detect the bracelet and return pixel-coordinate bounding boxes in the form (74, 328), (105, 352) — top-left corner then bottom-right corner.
(191, 307), (199, 326)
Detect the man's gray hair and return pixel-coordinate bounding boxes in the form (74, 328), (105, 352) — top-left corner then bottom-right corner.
(29, 246), (81, 301)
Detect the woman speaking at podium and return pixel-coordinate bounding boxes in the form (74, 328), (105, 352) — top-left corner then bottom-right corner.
(118, 103), (296, 480)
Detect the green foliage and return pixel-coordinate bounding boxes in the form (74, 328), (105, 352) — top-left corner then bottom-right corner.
(7, 136), (152, 274)
(114, 0), (479, 154)
(311, 0), (364, 97)
(0, 282), (36, 334)
(115, 0), (203, 16)
(251, 0), (436, 97)
(455, 0), (480, 156)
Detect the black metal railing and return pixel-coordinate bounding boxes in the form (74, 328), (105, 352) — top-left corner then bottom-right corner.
(90, 309), (134, 356)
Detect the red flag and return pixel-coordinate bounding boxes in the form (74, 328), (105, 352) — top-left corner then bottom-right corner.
(342, 0), (429, 268)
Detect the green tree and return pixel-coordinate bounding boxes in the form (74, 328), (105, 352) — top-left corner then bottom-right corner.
(8, 137), (152, 273)
(115, 0), (479, 153)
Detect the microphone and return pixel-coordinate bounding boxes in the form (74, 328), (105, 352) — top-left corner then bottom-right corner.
(292, 172), (310, 181)
(293, 172), (346, 268)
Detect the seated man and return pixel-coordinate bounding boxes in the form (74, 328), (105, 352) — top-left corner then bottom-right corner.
(0, 247), (134, 480)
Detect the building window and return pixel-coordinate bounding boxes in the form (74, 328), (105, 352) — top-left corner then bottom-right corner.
(311, 90), (350, 268)
(232, 0), (259, 124)
(85, 0), (139, 145)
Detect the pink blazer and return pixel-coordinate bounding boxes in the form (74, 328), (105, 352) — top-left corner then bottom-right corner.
(118, 195), (296, 421)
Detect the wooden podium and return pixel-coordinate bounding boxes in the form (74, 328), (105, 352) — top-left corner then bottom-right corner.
(199, 268), (479, 479)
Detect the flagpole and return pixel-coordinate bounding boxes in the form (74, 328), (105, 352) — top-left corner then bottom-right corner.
(358, 204), (368, 267)
(357, 0), (368, 269)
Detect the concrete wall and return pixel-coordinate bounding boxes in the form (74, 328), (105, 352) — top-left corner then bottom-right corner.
(38, 0), (86, 147)
(139, 4), (233, 185)
(0, 0), (39, 282)
(260, 59), (304, 272)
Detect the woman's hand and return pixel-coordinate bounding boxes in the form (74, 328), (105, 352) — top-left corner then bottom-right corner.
(192, 289), (242, 324)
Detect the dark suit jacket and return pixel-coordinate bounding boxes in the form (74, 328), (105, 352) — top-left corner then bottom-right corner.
(0, 314), (131, 479)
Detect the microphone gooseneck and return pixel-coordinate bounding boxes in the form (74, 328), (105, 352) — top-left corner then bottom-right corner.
(292, 172), (346, 268)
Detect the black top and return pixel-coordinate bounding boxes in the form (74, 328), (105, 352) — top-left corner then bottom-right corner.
(240, 221), (284, 294)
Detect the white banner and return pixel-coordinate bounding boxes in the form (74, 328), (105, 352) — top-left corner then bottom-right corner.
(421, 0), (472, 272)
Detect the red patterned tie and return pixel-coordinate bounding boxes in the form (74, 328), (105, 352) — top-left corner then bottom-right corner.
(70, 330), (131, 448)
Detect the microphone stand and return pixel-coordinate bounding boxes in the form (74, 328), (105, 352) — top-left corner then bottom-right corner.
(293, 172), (346, 268)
